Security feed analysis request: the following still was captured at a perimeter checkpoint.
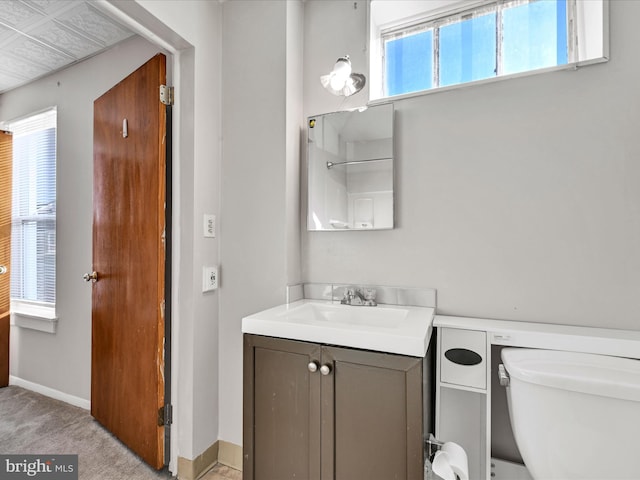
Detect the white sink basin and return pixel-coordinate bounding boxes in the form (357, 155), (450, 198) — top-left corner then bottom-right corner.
(242, 300), (435, 357)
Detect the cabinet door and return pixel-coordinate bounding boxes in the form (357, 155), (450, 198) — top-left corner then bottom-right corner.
(321, 347), (423, 480)
(244, 335), (322, 480)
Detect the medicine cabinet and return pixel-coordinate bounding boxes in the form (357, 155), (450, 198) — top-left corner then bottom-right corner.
(307, 103), (394, 231)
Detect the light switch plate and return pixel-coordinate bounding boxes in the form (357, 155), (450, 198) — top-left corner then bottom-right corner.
(204, 214), (216, 238)
(203, 266), (218, 292)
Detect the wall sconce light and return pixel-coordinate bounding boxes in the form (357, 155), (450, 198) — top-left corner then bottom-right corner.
(320, 55), (366, 97)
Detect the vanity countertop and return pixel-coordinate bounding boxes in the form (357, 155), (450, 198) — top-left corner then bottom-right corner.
(242, 299), (435, 357)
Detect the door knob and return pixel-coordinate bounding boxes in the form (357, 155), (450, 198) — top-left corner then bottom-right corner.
(320, 364), (332, 376)
(83, 271), (98, 283)
(0, 266), (7, 275)
(308, 361), (319, 373)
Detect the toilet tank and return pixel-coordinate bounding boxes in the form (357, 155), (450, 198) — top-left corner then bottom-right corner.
(501, 348), (640, 480)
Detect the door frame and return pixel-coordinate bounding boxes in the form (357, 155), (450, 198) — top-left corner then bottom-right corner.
(0, 130), (12, 388)
(163, 102), (173, 467)
(92, 4), (191, 473)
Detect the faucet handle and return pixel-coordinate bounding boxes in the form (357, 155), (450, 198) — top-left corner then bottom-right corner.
(340, 287), (355, 304)
(341, 286), (376, 306)
(362, 288), (377, 306)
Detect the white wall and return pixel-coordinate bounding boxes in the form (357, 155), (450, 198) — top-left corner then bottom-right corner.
(304, 1), (369, 117)
(286, 0), (304, 289)
(218, 0), (303, 447)
(303, 0), (640, 331)
(0, 35), (161, 401)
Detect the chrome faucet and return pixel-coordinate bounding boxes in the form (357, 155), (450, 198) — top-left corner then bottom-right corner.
(340, 287), (377, 306)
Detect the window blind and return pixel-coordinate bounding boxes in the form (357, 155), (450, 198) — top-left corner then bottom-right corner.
(8, 108), (57, 305)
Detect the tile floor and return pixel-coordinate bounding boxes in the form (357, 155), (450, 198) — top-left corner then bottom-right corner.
(200, 463), (242, 480)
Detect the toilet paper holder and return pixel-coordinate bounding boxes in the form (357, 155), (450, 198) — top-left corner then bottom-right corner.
(425, 434), (470, 480)
(426, 433), (445, 460)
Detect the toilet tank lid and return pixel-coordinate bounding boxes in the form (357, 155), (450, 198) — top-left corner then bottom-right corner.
(501, 348), (640, 402)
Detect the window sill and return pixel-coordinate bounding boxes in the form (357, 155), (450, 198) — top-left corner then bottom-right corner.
(11, 300), (58, 334)
(368, 59), (608, 105)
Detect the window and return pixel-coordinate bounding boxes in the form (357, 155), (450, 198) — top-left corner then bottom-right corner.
(370, 0), (608, 100)
(8, 108), (57, 309)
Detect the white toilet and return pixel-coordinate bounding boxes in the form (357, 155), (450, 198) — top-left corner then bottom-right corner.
(500, 348), (640, 480)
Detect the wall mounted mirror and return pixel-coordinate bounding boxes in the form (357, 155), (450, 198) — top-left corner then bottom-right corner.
(307, 103), (394, 231)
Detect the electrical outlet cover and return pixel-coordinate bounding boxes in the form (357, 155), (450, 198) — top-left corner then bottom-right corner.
(204, 214), (216, 238)
(202, 266), (218, 292)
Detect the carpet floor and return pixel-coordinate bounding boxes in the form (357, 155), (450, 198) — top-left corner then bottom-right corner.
(0, 385), (175, 479)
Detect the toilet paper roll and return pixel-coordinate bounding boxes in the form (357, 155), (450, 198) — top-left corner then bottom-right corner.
(431, 451), (456, 480)
(441, 442), (469, 480)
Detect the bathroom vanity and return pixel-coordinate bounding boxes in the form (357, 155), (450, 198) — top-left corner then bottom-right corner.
(242, 292), (435, 480)
(243, 335), (424, 479)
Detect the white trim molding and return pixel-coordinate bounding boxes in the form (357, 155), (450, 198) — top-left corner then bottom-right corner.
(11, 299), (58, 333)
(9, 376), (90, 410)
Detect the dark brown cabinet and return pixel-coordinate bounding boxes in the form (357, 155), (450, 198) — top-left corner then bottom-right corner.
(243, 334), (424, 480)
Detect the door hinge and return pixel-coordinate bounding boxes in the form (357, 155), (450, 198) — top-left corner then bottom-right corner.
(158, 404), (173, 426)
(160, 299), (165, 319)
(160, 85), (174, 106)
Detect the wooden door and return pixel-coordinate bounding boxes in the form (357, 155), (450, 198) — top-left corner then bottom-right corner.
(0, 131), (12, 388)
(91, 54), (167, 469)
(243, 335), (322, 480)
(321, 346), (423, 480)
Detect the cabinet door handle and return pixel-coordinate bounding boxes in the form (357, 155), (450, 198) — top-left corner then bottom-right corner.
(320, 364), (332, 376)
(308, 361), (319, 373)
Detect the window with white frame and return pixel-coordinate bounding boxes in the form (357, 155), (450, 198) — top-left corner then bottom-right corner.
(8, 108), (57, 309)
(369, 0), (608, 100)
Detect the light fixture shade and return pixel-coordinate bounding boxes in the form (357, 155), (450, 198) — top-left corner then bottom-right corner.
(320, 55), (366, 97)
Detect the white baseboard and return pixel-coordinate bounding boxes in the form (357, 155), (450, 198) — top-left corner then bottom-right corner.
(9, 376), (91, 411)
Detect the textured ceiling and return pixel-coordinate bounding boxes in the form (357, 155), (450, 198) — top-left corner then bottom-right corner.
(0, 0), (134, 94)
